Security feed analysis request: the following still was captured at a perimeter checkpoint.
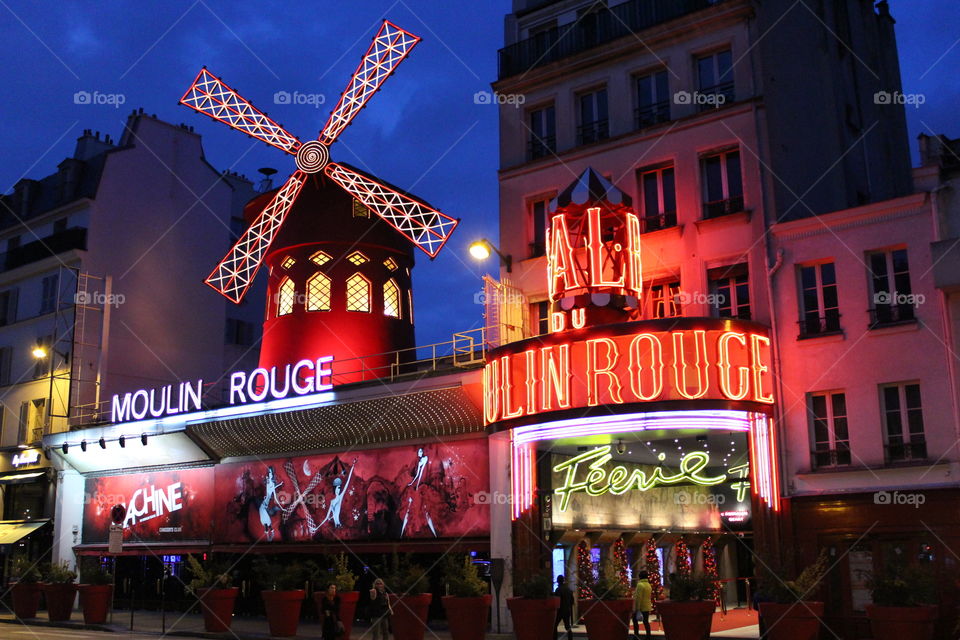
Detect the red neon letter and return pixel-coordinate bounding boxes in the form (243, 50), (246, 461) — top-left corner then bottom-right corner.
(540, 344), (571, 412)
(501, 355), (524, 419)
(717, 332), (750, 401)
(547, 214), (582, 298)
(586, 338), (624, 406)
(483, 360), (500, 424)
(750, 334), (775, 403)
(672, 330), (709, 399)
(587, 207), (625, 289)
(628, 333), (664, 400)
(524, 350), (538, 414)
(624, 212), (643, 297)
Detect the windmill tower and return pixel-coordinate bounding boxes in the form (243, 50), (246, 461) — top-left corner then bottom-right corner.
(180, 21), (458, 383)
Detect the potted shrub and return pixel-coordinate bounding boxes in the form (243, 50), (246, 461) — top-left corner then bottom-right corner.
(865, 563), (938, 640)
(756, 550), (829, 640)
(254, 558), (307, 638)
(187, 555), (237, 632)
(385, 554), (432, 640)
(441, 554), (492, 640)
(78, 560), (114, 624)
(657, 574), (715, 640)
(578, 559), (632, 640)
(506, 572), (559, 640)
(312, 553), (359, 639)
(41, 561), (78, 622)
(10, 555), (42, 619)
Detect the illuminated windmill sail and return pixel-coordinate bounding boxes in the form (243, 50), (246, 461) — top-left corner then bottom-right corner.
(180, 20), (459, 303)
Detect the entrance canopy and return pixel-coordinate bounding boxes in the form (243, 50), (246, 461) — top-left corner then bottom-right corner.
(0, 519), (48, 545)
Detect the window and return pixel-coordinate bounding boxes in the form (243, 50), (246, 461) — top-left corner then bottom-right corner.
(701, 149), (743, 218)
(0, 288), (18, 326)
(529, 198), (550, 257)
(383, 257), (398, 271)
(533, 301), (550, 336)
(868, 249), (914, 326)
(697, 49), (734, 109)
(310, 251), (332, 266)
(40, 275), (58, 314)
(809, 392), (850, 468)
(352, 200), (371, 218)
(0, 346), (10, 385)
(577, 88), (609, 145)
(347, 251), (369, 266)
(277, 277), (295, 316)
(224, 318), (255, 346)
(708, 264), (750, 320)
(18, 398), (45, 444)
(799, 263), (840, 336)
(882, 383), (926, 462)
(346, 274), (371, 312)
(33, 335), (52, 378)
(383, 279), (401, 318)
(648, 281), (681, 319)
(281, 256), (296, 270)
(306, 272), (331, 312)
(635, 70), (670, 128)
(638, 165), (676, 232)
(528, 104), (556, 160)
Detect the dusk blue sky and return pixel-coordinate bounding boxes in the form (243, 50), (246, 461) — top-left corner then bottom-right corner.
(0, 1), (957, 348)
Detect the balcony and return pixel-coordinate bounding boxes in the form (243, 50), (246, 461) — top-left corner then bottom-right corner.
(635, 101), (671, 129)
(1, 227), (87, 272)
(868, 303), (916, 328)
(885, 439), (927, 463)
(702, 195), (744, 219)
(641, 211), (677, 233)
(812, 446), (851, 469)
(577, 119), (609, 146)
(527, 135), (557, 161)
(798, 314), (842, 338)
(498, 0), (728, 79)
(697, 81), (735, 111)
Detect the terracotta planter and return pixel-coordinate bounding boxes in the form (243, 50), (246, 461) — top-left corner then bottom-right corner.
(389, 593), (432, 640)
(758, 601), (824, 640)
(657, 600), (714, 640)
(506, 596), (560, 640)
(262, 589), (305, 637)
(866, 604), (938, 640)
(11, 582), (41, 619)
(314, 590), (360, 639)
(79, 584), (113, 624)
(579, 598), (633, 640)
(42, 582), (78, 622)
(198, 587), (239, 632)
(442, 594), (493, 640)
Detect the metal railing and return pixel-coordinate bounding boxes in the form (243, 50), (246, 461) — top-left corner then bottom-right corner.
(641, 211), (677, 233)
(798, 314), (842, 337)
(635, 102), (671, 129)
(869, 304), (916, 327)
(703, 195), (745, 219)
(697, 81), (735, 111)
(577, 119), (609, 145)
(527, 135), (556, 160)
(812, 446), (851, 469)
(498, 0), (728, 78)
(885, 440), (927, 463)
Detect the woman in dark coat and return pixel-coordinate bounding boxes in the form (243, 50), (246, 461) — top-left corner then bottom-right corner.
(319, 583), (342, 640)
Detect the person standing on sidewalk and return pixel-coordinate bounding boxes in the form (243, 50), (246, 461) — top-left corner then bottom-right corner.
(633, 571), (653, 640)
(369, 578), (392, 640)
(319, 583), (342, 640)
(554, 574), (574, 640)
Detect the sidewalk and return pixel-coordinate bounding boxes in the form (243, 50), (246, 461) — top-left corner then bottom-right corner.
(0, 608), (759, 639)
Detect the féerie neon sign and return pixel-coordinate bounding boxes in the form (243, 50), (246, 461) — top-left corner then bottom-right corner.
(553, 445), (727, 512)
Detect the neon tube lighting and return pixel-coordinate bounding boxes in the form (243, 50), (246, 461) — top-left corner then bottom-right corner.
(512, 410), (752, 445)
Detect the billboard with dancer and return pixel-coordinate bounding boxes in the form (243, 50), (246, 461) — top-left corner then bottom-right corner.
(213, 438), (490, 543)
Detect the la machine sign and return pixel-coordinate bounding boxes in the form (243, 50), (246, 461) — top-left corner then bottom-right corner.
(483, 319), (774, 425)
(110, 357), (334, 423)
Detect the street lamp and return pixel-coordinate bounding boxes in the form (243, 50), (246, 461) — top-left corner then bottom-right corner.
(468, 238), (512, 272)
(31, 346), (47, 359)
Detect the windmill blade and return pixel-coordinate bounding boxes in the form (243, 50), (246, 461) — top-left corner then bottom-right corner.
(181, 68), (301, 154)
(205, 171), (307, 303)
(325, 162), (458, 258)
(319, 21), (421, 146)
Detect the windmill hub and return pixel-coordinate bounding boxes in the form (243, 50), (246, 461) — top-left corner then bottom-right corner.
(295, 140), (329, 174)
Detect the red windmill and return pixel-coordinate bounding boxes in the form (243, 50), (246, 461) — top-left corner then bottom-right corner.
(180, 21), (459, 381)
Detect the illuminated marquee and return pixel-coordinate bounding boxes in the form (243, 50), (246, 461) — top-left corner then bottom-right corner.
(484, 320), (773, 425)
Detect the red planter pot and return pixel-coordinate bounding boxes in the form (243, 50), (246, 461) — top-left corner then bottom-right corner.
(314, 590), (360, 639)
(758, 601), (824, 640)
(199, 587), (239, 632)
(442, 594), (493, 640)
(507, 597), (560, 640)
(657, 600), (714, 640)
(11, 582), (41, 619)
(42, 583), (78, 622)
(262, 590), (306, 637)
(389, 593), (432, 640)
(79, 584), (113, 624)
(866, 604), (938, 640)
(579, 598), (633, 640)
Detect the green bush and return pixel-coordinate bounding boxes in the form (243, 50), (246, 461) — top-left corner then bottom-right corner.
(186, 555), (231, 593)
(443, 554), (488, 598)
(513, 572), (554, 599)
(869, 563), (937, 607)
(383, 553), (428, 595)
(12, 556), (40, 584)
(78, 558), (113, 586)
(669, 574), (712, 602)
(331, 553), (357, 592)
(42, 561), (77, 584)
(758, 550), (829, 604)
(589, 558), (628, 600)
(253, 557), (308, 591)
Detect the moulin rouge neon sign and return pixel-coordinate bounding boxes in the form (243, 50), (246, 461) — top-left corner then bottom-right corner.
(553, 444), (736, 512)
(484, 324), (773, 425)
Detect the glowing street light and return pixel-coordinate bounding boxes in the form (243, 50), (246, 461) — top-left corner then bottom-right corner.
(31, 346), (47, 359)
(468, 238), (512, 272)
